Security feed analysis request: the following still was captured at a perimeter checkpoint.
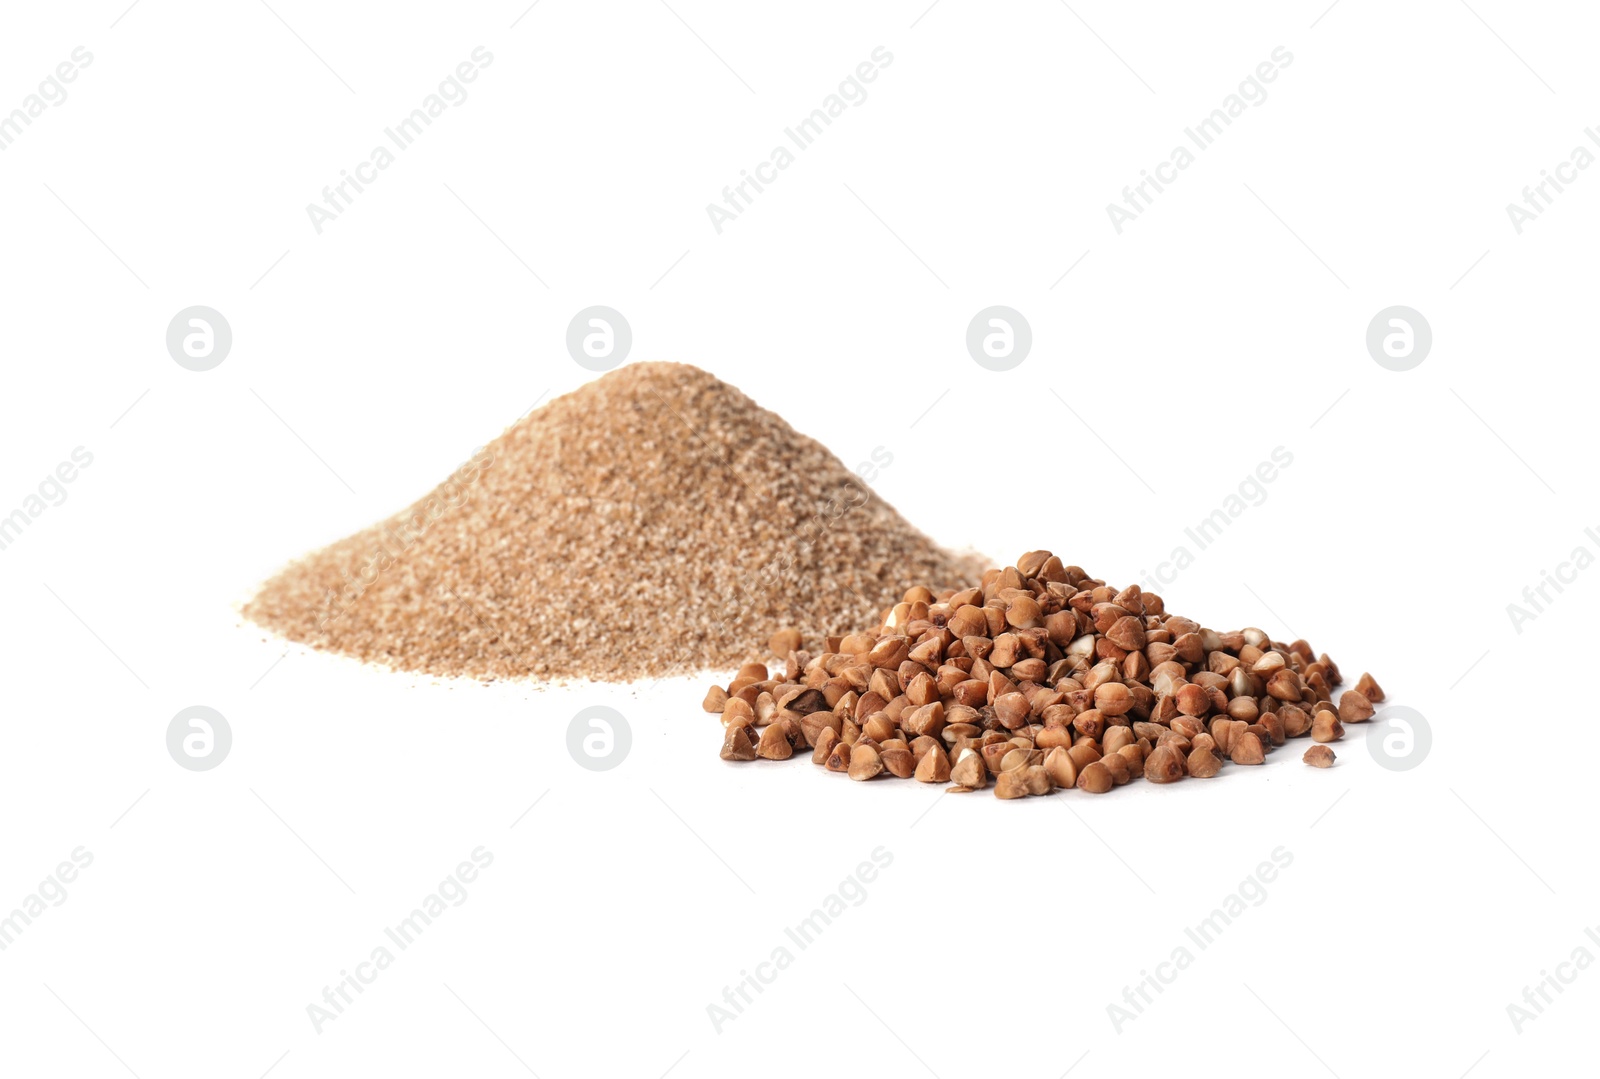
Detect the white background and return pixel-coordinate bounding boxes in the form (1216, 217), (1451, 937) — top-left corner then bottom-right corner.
(1, 1), (1594, 1076)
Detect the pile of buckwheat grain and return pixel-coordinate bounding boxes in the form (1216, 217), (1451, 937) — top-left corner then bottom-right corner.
(244, 362), (983, 682)
(706, 551), (1385, 796)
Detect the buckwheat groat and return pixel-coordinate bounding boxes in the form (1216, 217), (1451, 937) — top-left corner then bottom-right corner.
(708, 551), (1378, 798)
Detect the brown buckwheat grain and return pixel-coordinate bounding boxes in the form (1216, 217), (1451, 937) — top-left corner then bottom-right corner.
(705, 551), (1382, 798)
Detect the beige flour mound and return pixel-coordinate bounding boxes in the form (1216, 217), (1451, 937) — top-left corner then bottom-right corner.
(244, 362), (983, 682)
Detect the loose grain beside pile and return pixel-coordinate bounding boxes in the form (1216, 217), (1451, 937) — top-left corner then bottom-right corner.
(706, 551), (1384, 797)
(244, 362), (982, 681)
